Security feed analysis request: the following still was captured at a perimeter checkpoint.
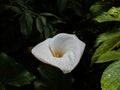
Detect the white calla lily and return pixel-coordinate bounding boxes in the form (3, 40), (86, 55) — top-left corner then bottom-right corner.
(31, 33), (85, 74)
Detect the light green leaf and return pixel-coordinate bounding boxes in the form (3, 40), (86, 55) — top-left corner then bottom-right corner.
(96, 51), (120, 63)
(20, 12), (33, 36)
(94, 7), (120, 23)
(91, 36), (120, 64)
(95, 30), (120, 47)
(0, 52), (35, 87)
(101, 60), (120, 90)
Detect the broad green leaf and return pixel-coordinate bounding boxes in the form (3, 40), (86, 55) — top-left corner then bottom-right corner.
(91, 36), (120, 64)
(44, 23), (53, 38)
(20, 12), (33, 36)
(37, 63), (62, 82)
(101, 60), (120, 90)
(96, 51), (120, 63)
(34, 63), (74, 90)
(94, 7), (120, 23)
(95, 30), (120, 47)
(35, 64), (62, 90)
(36, 16), (43, 33)
(57, 0), (68, 14)
(0, 52), (35, 87)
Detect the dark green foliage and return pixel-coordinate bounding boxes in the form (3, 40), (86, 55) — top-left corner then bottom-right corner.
(0, 52), (35, 89)
(1, 0), (120, 90)
(20, 12), (33, 36)
(34, 64), (74, 90)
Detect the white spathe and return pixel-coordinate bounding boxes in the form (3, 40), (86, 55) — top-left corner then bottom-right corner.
(31, 33), (85, 74)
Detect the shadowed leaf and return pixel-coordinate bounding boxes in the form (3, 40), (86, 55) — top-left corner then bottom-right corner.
(0, 52), (35, 87)
(20, 12), (33, 36)
(34, 63), (74, 90)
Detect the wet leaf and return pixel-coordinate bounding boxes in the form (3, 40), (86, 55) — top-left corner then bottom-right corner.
(101, 60), (120, 90)
(91, 36), (120, 64)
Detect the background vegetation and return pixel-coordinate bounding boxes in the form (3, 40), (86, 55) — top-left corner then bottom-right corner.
(0, 0), (120, 90)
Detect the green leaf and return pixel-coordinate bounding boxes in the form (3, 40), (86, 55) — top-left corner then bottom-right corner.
(37, 63), (62, 82)
(4, 5), (22, 14)
(90, 1), (109, 16)
(91, 36), (120, 64)
(16, 0), (28, 9)
(36, 16), (43, 33)
(101, 60), (120, 90)
(94, 7), (120, 23)
(34, 80), (47, 90)
(44, 23), (53, 38)
(40, 13), (61, 20)
(0, 52), (35, 87)
(95, 30), (120, 47)
(20, 12), (33, 36)
(96, 51), (120, 63)
(34, 63), (74, 90)
(40, 16), (47, 26)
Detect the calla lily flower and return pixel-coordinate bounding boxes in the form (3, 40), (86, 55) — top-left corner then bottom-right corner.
(31, 33), (85, 74)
